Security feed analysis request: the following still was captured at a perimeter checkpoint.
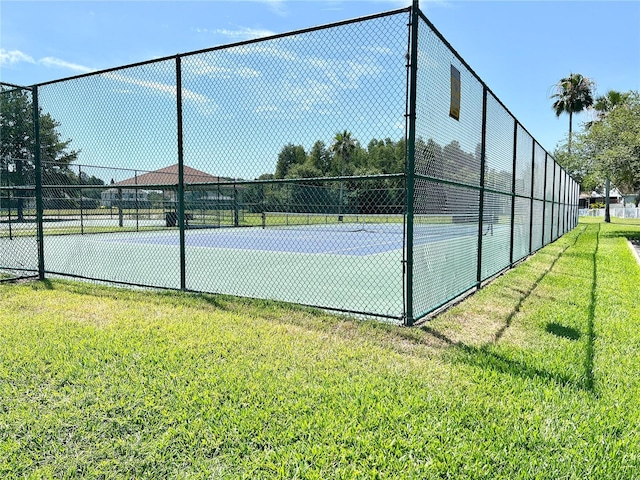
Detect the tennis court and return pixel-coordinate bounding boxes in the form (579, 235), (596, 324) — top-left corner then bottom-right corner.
(32, 214), (502, 319)
(1, 4), (579, 323)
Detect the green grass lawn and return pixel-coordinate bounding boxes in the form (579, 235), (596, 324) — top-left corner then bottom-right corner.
(1, 219), (639, 479)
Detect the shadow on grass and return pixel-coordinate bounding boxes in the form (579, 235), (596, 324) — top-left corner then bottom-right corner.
(490, 224), (585, 344)
(420, 325), (581, 389)
(584, 222), (599, 391)
(546, 322), (581, 341)
(417, 223), (599, 393)
(39, 278), (55, 289)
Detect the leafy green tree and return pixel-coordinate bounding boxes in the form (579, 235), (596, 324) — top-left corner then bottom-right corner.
(286, 163), (322, 180)
(367, 138), (405, 174)
(551, 73), (595, 152)
(1, 87), (79, 218)
(308, 141), (331, 175)
(574, 91), (640, 208)
(274, 143), (306, 179)
(442, 140), (481, 186)
(553, 138), (599, 193)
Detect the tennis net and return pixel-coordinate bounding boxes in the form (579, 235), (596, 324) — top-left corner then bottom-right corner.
(260, 212), (489, 234)
(261, 212), (405, 233)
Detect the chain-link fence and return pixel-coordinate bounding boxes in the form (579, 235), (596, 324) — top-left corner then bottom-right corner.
(0, 4), (578, 324)
(0, 84), (40, 282)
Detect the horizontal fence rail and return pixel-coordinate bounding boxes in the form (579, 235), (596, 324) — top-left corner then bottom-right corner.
(0, 2), (579, 323)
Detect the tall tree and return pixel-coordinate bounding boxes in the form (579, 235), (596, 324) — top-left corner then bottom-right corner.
(308, 140), (331, 175)
(574, 91), (640, 209)
(274, 143), (306, 179)
(330, 130), (357, 177)
(551, 73), (595, 153)
(589, 89), (630, 221)
(1, 86), (79, 219)
(330, 131), (357, 215)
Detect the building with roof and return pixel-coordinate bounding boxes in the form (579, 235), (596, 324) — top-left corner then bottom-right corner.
(100, 164), (232, 208)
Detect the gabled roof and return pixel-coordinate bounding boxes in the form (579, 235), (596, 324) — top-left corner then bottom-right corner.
(113, 164), (221, 186)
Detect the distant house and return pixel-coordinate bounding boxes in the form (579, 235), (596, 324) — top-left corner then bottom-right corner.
(578, 188), (623, 209)
(100, 164), (235, 209)
(101, 189), (149, 208)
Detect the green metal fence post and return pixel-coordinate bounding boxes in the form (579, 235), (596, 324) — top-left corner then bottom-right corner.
(553, 160), (557, 236)
(528, 139), (535, 253)
(541, 151), (547, 245)
(78, 164), (84, 235)
(509, 119), (517, 266)
(32, 86), (45, 280)
(176, 55), (186, 290)
(550, 154), (556, 240)
(404, 0), (420, 326)
(476, 86), (488, 286)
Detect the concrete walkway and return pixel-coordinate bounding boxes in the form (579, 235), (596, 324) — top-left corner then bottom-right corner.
(629, 238), (640, 266)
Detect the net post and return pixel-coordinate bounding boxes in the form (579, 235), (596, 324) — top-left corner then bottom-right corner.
(176, 55), (186, 290)
(33, 85), (45, 280)
(404, 0), (419, 326)
(476, 86), (488, 286)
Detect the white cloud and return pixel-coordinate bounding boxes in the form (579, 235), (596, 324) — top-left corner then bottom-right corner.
(232, 44), (298, 62)
(0, 49), (36, 66)
(307, 58), (382, 90)
(185, 60), (261, 79)
(286, 78), (336, 112)
(39, 57), (95, 73)
(0, 49), (96, 74)
(259, 0), (287, 16)
(195, 27), (277, 41)
(255, 104), (279, 113)
(102, 72), (219, 115)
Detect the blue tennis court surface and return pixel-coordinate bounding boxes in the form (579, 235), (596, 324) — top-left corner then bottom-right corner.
(99, 222), (487, 256)
(102, 227), (404, 256)
(32, 220), (505, 320)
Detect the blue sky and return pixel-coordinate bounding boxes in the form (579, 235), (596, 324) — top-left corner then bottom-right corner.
(1, 0), (639, 180)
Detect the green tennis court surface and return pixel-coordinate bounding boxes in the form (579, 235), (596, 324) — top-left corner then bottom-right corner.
(3, 213), (509, 320)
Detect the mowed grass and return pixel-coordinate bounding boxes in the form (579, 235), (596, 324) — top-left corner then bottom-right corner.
(1, 219), (639, 479)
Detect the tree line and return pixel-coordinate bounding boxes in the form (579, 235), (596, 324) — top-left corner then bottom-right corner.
(244, 131), (512, 217)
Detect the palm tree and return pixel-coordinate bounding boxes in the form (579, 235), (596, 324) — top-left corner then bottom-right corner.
(588, 90), (629, 126)
(587, 90), (629, 223)
(330, 131), (357, 216)
(551, 73), (595, 153)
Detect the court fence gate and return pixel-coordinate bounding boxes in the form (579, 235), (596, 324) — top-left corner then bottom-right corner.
(0, 1), (579, 325)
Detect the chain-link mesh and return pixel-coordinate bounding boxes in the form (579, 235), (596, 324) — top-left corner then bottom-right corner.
(410, 11), (578, 320)
(0, 86), (39, 281)
(0, 6), (580, 323)
(480, 93), (514, 281)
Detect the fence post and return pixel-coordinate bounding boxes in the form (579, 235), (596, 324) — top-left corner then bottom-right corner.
(32, 86), (45, 280)
(476, 86), (488, 286)
(528, 140), (535, 253)
(509, 119), (517, 266)
(541, 151), (548, 246)
(547, 164), (562, 237)
(550, 154), (556, 241)
(404, 0), (420, 326)
(176, 55), (186, 290)
(78, 164), (84, 235)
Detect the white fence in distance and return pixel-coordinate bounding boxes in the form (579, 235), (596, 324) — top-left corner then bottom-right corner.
(579, 208), (640, 219)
